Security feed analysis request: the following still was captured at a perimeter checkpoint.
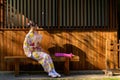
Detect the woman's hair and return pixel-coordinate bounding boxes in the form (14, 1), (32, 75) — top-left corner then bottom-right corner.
(27, 21), (37, 27)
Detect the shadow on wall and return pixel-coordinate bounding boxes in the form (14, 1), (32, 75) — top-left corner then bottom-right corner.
(48, 43), (101, 70)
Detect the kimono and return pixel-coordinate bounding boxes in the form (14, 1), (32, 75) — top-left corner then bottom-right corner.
(23, 29), (54, 72)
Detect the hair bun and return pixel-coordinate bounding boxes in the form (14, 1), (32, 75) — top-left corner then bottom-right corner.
(26, 21), (38, 27)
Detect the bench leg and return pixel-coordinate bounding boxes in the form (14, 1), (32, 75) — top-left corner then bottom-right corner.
(64, 58), (69, 75)
(14, 62), (19, 76)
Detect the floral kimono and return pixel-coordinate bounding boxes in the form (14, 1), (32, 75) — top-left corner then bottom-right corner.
(23, 29), (54, 72)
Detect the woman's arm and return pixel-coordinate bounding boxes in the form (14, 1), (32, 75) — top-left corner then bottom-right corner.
(25, 36), (36, 52)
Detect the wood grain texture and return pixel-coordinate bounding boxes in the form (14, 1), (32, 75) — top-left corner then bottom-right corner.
(0, 30), (118, 71)
(0, 0), (118, 71)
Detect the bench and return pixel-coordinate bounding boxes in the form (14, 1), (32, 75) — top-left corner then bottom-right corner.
(4, 55), (79, 76)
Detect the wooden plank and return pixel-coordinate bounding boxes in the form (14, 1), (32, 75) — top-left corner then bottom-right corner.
(14, 62), (19, 76)
(69, 0), (72, 26)
(115, 0), (118, 28)
(20, 0), (23, 28)
(4, 55), (79, 75)
(35, 0), (37, 23)
(105, 39), (108, 75)
(17, 0), (20, 27)
(64, 58), (69, 75)
(0, 0), (3, 70)
(0, 32), (3, 70)
(16, 31), (21, 55)
(19, 31), (25, 56)
(66, 0), (69, 26)
(0, 28), (118, 71)
(24, 0), (26, 27)
(4, 56), (79, 62)
(6, 31), (11, 70)
(57, 0), (60, 28)
(27, 0), (30, 20)
(0, 0), (1, 28)
(109, 0), (113, 28)
(0, 31), (118, 70)
(119, 40), (120, 68)
(12, 31), (16, 56)
(3, 32), (7, 70)
(70, 32), (78, 70)
(5, 55), (78, 75)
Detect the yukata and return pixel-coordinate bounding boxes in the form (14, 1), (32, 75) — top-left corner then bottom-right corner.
(23, 29), (54, 72)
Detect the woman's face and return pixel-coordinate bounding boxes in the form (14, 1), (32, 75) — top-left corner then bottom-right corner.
(31, 25), (38, 31)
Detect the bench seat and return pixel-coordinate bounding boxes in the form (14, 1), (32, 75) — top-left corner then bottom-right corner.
(4, 55), (79, 76)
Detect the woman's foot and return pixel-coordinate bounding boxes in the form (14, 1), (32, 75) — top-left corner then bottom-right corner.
(52, 69), (61, 77)
(48, 69), (61, 78)
(48, 72), (57, 78)
(54, 72), (61, 77)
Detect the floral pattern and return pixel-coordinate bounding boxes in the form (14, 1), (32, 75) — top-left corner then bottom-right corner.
(23, 29), (54, 72)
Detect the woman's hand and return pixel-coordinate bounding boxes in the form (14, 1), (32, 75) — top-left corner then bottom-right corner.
(35, 42), (41, 47)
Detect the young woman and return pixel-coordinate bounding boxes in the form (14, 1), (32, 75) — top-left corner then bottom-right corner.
(23, 21), (61, 78)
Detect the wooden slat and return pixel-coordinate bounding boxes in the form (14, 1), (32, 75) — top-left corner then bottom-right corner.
(98, 0), (101, 27)
(35, 0), (37, 23)
(0, 31), (4, 71)
(24, 0), (26, 27)
(42, 0), (44, 26)
(0, 30), (118, 70)
(4, 55), (79, 62)
(110, 0), (113, 29)
(6, 31), (10, 70)
(0, 0), (119, 71)
(70, 0), (72, 26)
(2, 0), (118, 29)
(87, 0), (90, 27)
(53, 0), (55, 26)
(81, 0), (84, 27)
(3, 0), (5, 28)
(84, 0), (86, 27)
(48, 0), (51, 27)
(3, 32), (7, 70)
(27, 0), (30, 20)
(118, 40), (120, 68)
(74, 0), (76, 26)
(13, 0), (16, 28)
(20, 0), (23, 28)
(114, 0), (117, 29)
(17, 0), (20, 27)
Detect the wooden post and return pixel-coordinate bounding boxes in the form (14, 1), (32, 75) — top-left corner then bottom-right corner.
(64, 58), (69, 75)
(14, 61), (19, 76)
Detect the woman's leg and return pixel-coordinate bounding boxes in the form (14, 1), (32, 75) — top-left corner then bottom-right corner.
(41, 53), (61, 77)
(32, 51), (61, 77)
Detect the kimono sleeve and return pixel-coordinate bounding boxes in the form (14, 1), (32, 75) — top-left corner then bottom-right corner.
(24, 35), (35, 52)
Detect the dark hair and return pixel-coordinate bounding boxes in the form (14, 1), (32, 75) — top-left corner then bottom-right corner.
(27, 21), (37, 27)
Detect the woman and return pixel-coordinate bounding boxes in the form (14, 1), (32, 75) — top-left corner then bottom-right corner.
(23, 21), (61, 78)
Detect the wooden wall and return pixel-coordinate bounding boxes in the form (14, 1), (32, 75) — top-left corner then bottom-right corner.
(0, 30), (118, 71)
(0, 0), (118, 71)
